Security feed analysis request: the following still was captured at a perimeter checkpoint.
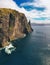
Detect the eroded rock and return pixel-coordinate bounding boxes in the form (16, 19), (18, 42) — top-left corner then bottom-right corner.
(0, 8), (33, 48)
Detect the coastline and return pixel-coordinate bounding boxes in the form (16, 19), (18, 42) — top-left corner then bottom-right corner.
(0, 34), (26, 54)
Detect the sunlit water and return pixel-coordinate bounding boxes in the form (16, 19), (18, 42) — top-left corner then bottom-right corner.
(0, 25), (50, 65)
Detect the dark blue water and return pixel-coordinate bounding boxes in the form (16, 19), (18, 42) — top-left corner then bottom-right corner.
(0, 25), (50, 65)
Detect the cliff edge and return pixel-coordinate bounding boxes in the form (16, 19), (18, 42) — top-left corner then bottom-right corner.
(0, 8), (33, 47)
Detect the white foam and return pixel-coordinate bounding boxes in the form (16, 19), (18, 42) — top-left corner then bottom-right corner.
(5, 43), (16, 54)
(48, 44), (50, 47)
(24, 34), (26, 37)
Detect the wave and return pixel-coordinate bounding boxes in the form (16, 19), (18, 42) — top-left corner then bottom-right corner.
(5, 43), (16, 54)
(0, 43), (16, 54)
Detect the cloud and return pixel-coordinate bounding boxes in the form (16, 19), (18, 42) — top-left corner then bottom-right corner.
(31, 19), (50, 24)
(20, 0), (50, 23)
(20, 2), (44, 8)
(0, 0), (32, 19)
(0, 0), (41, 20)
(0, 0), (20, 11)
(0, 0), (50, 23)
(0, 0), (29, 19)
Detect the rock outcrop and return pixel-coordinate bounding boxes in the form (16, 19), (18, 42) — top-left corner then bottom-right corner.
(0, 8), (33, 47)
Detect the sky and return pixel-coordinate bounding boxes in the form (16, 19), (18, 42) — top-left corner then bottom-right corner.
(0, 0), (50, 23)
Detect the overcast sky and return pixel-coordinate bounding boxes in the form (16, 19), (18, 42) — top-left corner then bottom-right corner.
(0, 0), (50, 23)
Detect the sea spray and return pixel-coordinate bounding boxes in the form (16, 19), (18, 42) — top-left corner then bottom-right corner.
(0, 42), (16, 54)
(5, 43), (16, 54)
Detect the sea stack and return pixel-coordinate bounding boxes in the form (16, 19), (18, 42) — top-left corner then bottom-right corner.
(0, 8), (33, 48)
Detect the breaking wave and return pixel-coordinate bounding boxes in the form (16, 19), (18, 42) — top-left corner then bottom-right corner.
(0, 43), (16, 54)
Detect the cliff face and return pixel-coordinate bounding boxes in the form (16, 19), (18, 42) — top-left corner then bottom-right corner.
(0, 8), (33, 47)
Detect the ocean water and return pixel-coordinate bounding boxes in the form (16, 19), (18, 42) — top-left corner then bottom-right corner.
(0, 25), (50, 65)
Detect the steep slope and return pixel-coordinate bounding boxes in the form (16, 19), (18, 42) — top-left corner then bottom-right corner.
(0, 8), (33, 47)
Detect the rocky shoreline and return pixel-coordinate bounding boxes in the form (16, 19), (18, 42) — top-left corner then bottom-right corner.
(0, 8), (33, 54)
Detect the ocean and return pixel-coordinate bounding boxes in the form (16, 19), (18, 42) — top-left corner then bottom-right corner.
(0, 25), (50, 65)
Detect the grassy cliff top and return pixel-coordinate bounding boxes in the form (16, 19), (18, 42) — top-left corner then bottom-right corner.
(0, 8), (25, 17)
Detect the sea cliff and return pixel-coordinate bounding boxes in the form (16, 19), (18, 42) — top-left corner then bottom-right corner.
(0, 8), (33, 48)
